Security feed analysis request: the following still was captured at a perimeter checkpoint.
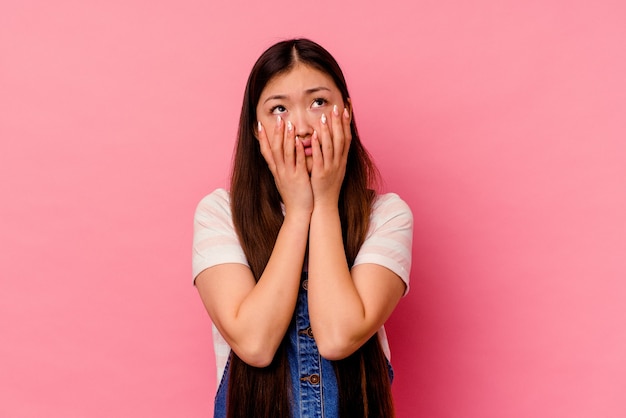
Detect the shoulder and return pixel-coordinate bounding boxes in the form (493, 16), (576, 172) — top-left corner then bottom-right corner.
(196, 188), (231, 214)
(192, 188), (248, 279)
(356, 192), (413, 292)
(371, 193), (413, 225)
(193, 188), (237, 242)
(194, 188), (232, 223)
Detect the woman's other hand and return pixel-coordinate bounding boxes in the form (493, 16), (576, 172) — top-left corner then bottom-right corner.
(310, 105), (352, 208)
(257, 116), (313, 216)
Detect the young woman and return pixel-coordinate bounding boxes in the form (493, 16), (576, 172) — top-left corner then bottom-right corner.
(192, 38), (413, 418)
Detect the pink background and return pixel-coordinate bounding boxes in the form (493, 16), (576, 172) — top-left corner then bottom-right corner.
(1, 0), (625, 416)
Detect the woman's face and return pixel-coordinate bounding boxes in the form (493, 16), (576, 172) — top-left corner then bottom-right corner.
(256, 63), (348, 172)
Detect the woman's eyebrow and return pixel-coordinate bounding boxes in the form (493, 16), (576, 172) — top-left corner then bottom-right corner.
(263, 87), (332, 104)
(305, 86), (331, 94)
(263, 94), (288, 104)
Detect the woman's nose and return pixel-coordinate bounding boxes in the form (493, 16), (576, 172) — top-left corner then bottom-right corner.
(289, 110), (314, 138)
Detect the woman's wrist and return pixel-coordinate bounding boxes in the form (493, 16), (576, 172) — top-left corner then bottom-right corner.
(283, 207), (313, 225)
(311, 201), (340, 220)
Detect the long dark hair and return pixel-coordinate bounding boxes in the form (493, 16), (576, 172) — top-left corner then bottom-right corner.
(228, 38), (394, 418)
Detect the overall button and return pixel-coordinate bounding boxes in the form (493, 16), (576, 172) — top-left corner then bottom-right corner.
(302, 279), (308, 290)
(299, 327), (314, 338)
(300, 374), (320, 385)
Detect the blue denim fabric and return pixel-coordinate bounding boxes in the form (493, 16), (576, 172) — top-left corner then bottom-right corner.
(213, 353), (230, 417)
(213, 272), (393, 417)
(287, 272), (339, 418)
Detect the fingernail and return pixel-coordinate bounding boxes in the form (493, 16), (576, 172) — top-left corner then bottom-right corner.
(277, 115), (282, 126)
(313, 130), (318, 140)
(321, 114), (327, 124)
(343, 107), (349, 119)
(287, 120), (293, 131)
(333, 105), (339, 116)
(257, 121), (262, 132)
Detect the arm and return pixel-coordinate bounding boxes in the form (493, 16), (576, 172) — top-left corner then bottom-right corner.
(195, 209), (310, 368)
(307, 105), (411, 360)
(308, 205), (406, 360)
(195, 116), (313, 367)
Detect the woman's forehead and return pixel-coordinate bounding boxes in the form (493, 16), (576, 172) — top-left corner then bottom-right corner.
(261, 64), (337, 97)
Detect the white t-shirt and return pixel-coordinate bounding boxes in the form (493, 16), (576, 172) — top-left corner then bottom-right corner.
(192, 188), (413, 383)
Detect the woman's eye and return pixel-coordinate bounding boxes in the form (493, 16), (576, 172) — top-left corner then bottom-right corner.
(270, 105), (286, 114)
(312, 98), (328, 108)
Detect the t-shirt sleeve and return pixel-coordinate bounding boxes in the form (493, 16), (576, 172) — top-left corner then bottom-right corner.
(192, 189), (249, 283)
(353, 193), (413, 295)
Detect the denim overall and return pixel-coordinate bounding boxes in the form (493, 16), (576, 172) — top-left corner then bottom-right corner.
(214, 272), (393, 417)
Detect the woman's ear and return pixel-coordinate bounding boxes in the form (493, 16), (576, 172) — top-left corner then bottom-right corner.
(345, 98), (353, 120)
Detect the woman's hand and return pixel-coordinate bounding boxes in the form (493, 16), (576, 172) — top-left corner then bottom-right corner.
(310, 105), (352, 208)
(257, 116), (313, 216)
